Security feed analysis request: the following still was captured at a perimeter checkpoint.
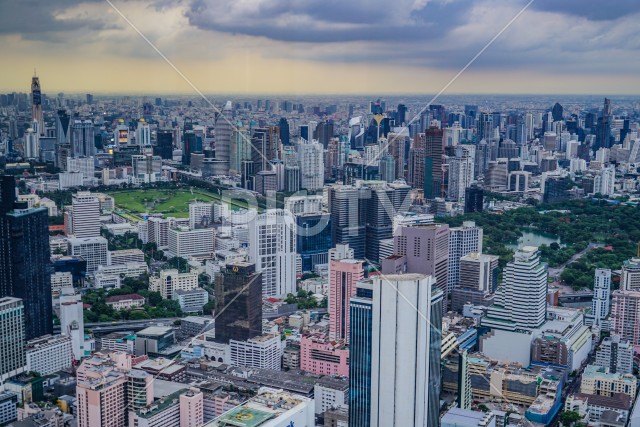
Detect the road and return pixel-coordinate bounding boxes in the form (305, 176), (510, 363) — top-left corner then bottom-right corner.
(548, 243), (603, 292)
(54, 317), (181, 334)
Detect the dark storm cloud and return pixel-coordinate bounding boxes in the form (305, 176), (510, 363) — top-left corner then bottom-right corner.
(529, 0), (640, 21)
(184, 0), (468, 43)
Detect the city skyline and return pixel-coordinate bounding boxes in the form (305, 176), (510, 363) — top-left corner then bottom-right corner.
(2, 0), (640, 94)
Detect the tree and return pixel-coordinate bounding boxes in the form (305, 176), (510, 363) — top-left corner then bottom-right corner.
(147, 292), (163, 307)
(129, 310), (150, 320)
(559, 411), (582, 426)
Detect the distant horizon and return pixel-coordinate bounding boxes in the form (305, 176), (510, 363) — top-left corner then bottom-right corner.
(3, 88), (640, 99)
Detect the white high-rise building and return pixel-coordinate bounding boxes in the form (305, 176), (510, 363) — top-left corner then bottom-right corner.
(71, 191), (101, 238)
(248, 209), (297, 297)
(0, 297), (26, 384)
(447, 221), (483, 291)
(167, 226), (214, 258)
(68, 236), (109, 274)
(592, 268), (612, 326)
(149, 269), (199, 299)
(447, 146), (475, 202)
(594, 166), (616, 196)
(135, 119), (151, 146)
(189, 202), (213, 229)
(483, 246), (548, 330)
(368, 274), (440, 427)
(59, 288), (87, 361)
(296, 139), (324, 191)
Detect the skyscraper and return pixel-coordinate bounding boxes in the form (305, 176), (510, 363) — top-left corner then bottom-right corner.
(592, 269), (612, 327)
(214, 262), (262, 344)
(296, 138), (324, 191)
(447, 221), (483, 292)
(60, 287), (86, 360)
(31, 74), (44, 135)
(0, 297), (26, 384)
(278, 117), (290, 146)
(70, 120), (95, 158)
(464, 185), (483, 213)
(447, 146), (474, 202)
(213, 102), (232, 175)
(0, 175), (52, 340)
(154, 130), (174, 160)
(483, 246), (548, 330)
(329, 255), (363, 343)
(424, 126), (444, 199)
(248, 209), (297, 297)
(135, 118), (151, 146)
(392, 223), (450, 298)
(71, 192), (101, 238)
(349, 274), (443, 427)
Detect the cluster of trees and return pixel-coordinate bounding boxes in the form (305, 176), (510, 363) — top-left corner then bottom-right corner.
(442, 200), (640, 290)
(284, 289), (326, 309)
(83, 276), (183, 322)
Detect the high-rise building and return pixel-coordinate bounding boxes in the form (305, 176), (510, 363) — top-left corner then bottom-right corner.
(365, 181), (411, 262)
(0, 176), (52, 341)
(451, 252), (499, 311)
(135, 119), (151, 146)
(60, 288), (87, 360)
(24, 126), (40, 159)
(483, 246), (548, 330)
(349, 274), (443, 427)
(621, 258), (640, 291)
(424, 126), (444, 199)
(278, 117), (290, 146)
(594, 335), (634, 375)
(610, 290), (640, 350)
(551, 102), (563, 122)
(213, 102), (232, 175)
(154, 130), (173, 160)
(464, 185), (484, 213)
(31, 74), (44, 135)
(214, 262), (262, 344)
(447, 221), (483, 292)
(447, 146), (474, 202)
(76, 352), (131, 427)
(68, 237), (109, 274)
(70, 120), (95, 158)
(329, 185), (370, 259)
(71, 192), (101, 238)
(0, 297), (26, 384)
(329, 256), (363, 343)
(248, 209), (297, 297)
(296, 212), (332, 272)
(296, 138), (324, 191)
(392, 224), (450, 298)
(592, 268), (612, 326)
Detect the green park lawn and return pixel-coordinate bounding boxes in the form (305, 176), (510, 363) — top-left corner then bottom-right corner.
(108, 189), (219, 218)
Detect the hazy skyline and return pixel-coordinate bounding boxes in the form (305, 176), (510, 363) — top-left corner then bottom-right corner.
(2, 0), (640, 95)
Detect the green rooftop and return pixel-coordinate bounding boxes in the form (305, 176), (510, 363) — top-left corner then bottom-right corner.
(215, 407), (274, 427)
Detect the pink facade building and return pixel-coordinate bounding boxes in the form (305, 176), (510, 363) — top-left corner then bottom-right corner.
(611, 290), (640, 354)
(76, 352), (131, 427)
(329, 258), (363, 343)
(300, 334), (349, 377)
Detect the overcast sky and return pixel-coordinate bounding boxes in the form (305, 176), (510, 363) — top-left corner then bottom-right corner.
(1, 0), (639, 94)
